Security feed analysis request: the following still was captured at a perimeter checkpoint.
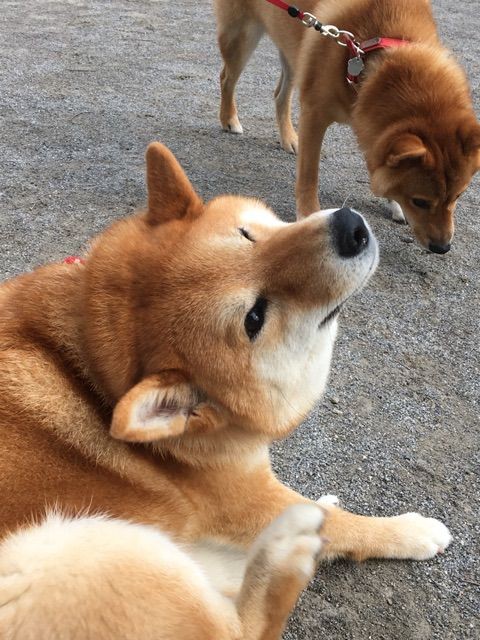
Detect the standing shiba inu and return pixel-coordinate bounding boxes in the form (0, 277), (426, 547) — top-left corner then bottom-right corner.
(214, 0), (480, 253)
(0, 144), (450, 639)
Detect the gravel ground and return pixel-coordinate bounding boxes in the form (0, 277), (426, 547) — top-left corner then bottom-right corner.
(1, 1), (479, 638)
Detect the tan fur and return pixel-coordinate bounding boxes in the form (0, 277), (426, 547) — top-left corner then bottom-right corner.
(0, 144), (450, 638)
(214, 0), (480, 251)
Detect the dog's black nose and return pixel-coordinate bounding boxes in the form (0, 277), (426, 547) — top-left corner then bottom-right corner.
(330, 208), (369, 258)
(428, 242), (451, 254)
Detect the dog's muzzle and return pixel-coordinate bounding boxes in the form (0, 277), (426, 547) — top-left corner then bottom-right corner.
(330, 208), (370, 258)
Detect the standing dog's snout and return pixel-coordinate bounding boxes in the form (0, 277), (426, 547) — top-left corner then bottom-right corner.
(428, 242), (451, 255)
(330, 208), (369, 258)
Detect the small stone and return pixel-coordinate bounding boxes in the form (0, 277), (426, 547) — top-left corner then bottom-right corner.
(330, 396), (340, 405)
(385, 586), (394, 605)
(401, 236), (414, 243)
(332, 408), (343, 416)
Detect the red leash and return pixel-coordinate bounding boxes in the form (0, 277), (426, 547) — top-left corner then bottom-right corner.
(264, 0), (409, 85)
(264, 0), (336, 32)
(265, 0), (305, 21)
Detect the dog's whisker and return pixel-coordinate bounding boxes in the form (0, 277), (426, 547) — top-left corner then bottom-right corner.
(341, 194), (352, 209)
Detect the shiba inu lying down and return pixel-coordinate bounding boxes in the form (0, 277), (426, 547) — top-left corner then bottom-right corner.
(0, 144), (450, 639)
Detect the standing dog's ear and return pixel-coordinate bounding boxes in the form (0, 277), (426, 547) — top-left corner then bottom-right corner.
(385, 133), (430, 167)
(458, 120), (480, 169)
(145, 142), (203, 225)
(110, 374), (228, 442)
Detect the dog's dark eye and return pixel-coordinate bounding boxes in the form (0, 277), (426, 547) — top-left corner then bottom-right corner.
(411, 198), (430, 210)
(239, 227), (254, 242)
(244, 297), (267, 341)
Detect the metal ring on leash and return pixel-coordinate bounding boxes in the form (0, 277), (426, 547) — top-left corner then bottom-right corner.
(301, 16), (358, 49)
(333, 29), (357, 46)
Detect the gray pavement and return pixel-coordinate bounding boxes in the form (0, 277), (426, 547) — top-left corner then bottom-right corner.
(1, 1), (479, 638)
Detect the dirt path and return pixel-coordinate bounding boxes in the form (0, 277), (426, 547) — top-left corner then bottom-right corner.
(0, 1), (479, 638)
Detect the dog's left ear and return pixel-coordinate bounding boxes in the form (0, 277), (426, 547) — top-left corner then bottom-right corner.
(145, 142), (203, 225)
(110, 374), (227, 442)
(110, 375), (194, 442)
(458, 121), (480, 167)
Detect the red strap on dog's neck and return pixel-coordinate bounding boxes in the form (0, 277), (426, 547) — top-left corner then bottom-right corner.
(63, 256), (85, 265)
(347, 36), (410, 84)
(361, 37), (410, 53)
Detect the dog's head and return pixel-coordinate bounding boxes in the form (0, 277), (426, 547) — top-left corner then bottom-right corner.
(370, 117), (480, 253)
(84, 144), (377, 460)
(362, 48), (480, 254)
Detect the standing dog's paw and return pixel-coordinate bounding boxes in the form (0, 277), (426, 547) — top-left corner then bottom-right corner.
(390, 512), (452, 560)
(388, 200), (406, 224)
(280, 132), (298, 155)
(222, 116), (243, 135)
(255, 504), (325, 581)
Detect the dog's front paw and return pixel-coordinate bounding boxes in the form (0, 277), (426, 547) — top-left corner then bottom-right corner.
(255, 504), (325, 581)
(388, 200), (406, 224)
(390, 512), (452, 560)
(317, 494), (340, 508)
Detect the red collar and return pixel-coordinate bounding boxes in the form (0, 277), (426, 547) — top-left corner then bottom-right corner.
(63, 256), (86, 265)
(345, 36), (410, 85)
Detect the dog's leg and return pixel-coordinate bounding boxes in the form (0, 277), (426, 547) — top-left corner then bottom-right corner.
(295, 99), (332, 218)
(216, 8), (264, 135)
(316, 495), (451, 562)
(236, 503), (325, 640)
(388, 199), (407, 223)
(179, 465), (450, 566)
(274, 53), (297, 154)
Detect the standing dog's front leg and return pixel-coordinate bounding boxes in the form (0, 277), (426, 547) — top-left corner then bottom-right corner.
(295, 98), (332, 218)
(236, 503), (325, 640)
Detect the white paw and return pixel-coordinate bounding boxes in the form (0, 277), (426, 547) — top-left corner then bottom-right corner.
(223, 116), (243, 135)
(388, 200), (406, 224)
(392, 513), (452, 560)
(317, 494), (340, 508)
(254, 504), (324, 580)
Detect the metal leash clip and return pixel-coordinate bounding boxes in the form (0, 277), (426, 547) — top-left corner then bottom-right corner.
(302, 16), (360, 51)
(336, 30), (361, 49)
(301, 12), (317, 27)
(321, 24), (342, 38)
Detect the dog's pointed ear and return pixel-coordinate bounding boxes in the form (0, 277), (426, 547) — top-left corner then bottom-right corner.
(458, 121), (480, 168)
(145, 142), (203, 225)
(110, 374), (198, 442)
(385, 133), (429, 167)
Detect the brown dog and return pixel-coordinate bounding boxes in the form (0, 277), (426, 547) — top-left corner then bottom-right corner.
(0, 144), (450, 639)
(214, 0), (480, 253)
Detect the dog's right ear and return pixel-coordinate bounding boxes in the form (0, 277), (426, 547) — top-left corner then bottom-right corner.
(385, 133), (430, 167)
(145, 142), (203, 225)
(110, 374), (198, 442)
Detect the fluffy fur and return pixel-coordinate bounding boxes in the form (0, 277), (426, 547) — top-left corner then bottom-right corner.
(214, 0), (480, 252)
(0, 144), (450, 638)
